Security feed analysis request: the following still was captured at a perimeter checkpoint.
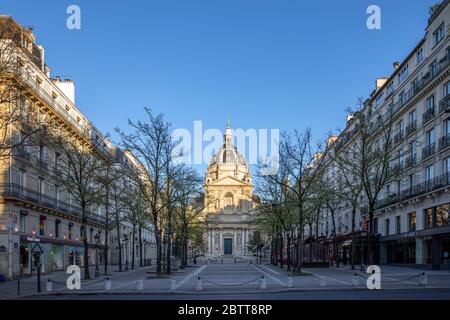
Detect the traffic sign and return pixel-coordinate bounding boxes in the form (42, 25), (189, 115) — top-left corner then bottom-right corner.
(31, 243), (44, 254)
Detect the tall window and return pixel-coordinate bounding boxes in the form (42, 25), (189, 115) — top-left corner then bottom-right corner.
(39, 215), (46, 236)
(416, 48), (424, 65)
(408, 213), (416, 231)
(38, 145), (45, 162)
(19, 211), (27, 233)
(409, 141), (417, 160)
(38, 178), (44, 200)
(445, 158), (450, 183)
(395, 216), (401, 234)
(436, 204), (449, 227)
(409, 110), (417, 125)
(408, 174), (414, 190)
(433, 22), (445, 47)
(426, 164), (435, 181)
(445, 81), (450, 97)
(427, 95), (435, 113)
(385, 219), (390, 236)
(427, 128), (436, 146)
(68, 223), (73, 240)
(55, 220), (60, 238)
(18, 169), (25, 188)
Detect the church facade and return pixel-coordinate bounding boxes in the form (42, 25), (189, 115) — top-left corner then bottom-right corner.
(203, 124), (258, 258)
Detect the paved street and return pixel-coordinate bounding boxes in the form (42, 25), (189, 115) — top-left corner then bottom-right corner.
(1, 260), (449, 299)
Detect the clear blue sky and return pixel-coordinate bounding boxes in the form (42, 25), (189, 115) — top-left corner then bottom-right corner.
(0, 0), (438, 168)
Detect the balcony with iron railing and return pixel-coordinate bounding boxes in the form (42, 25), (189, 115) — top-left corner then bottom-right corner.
(0, 183), (106, 225)
(422, 142), (436, 159)
(422, 108), (436, 124)
(393, 130), (404, 144)
(375, 172), (450, 210)
(375, 52), (450, 129)
(405, 120), (417, 136)
(439, 94), (450, 113)
(439, 133), (450, 150)
(405, 154), (417, 168)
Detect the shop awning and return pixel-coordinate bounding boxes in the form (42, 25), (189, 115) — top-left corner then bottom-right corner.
(342, 239), (352, 247)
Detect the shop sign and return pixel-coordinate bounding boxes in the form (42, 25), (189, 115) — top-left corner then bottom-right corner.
(27, 237), (41, 243)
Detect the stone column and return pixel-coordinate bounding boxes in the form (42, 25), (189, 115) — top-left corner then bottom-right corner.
(415, 238), (425, 264)
(213, 230), (216, 254)
(233, 229), (237, 255)
(207, 229), (211, 255)
(241, 229), (245, 255)
(219, 229), (223, 255)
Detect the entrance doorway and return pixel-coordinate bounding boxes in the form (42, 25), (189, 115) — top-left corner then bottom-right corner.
(224, 239), (233, 255)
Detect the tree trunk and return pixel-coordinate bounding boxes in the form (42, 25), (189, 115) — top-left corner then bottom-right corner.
(279, 234), (283, 269)
(139, 225), (143, 268)
(131, 224), (136, 269)
(295, 233), (303, 273)
(351, 206), (356, 270)
(81, 205), (90, 280)
(117, 227), (122, 272)
(104, 187), (109, 275)
(286, 233), (291, 272)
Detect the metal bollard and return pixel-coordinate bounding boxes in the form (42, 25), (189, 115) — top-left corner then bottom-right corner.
(136, 280), (144, 291)
(285, 277), (294, 288)
(319, 277), (327, 287)
(170, 280), (177, 291)
(352, 274), (359, 287)
(196, 277), (203, 291)
(260, 276), (266, 290)
(105, 277), (112, 291)
(419, 273), (428, 286)
(46, 279), (53, 292)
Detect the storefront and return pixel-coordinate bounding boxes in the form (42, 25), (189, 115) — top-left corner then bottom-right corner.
(380, 226), (450, 270)
(50, 245), (64, 270)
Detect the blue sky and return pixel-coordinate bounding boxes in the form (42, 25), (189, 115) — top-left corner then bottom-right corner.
(0, 0), (438, 171)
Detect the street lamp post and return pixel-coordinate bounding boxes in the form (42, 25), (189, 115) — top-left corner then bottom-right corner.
(94, 233), (100, 277)
(123, 235), (129, 271)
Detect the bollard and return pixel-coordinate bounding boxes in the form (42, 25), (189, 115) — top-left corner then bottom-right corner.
(46, 280), (53, 292)
(170, 280), (177, 291)
(259, 276), (266, 290)
(319, 277), (327, 287)
(419, 272), (428, 286)
(352, 274), (359, 287)
(136, 280), (144, 291)
(285, 277), (294, 288)
(196, 277), (203, 291)
(105, 277), (112, 291)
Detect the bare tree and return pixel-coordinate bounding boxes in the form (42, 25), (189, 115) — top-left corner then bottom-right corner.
(1, 17), (41, 160)
(116, 108), (173, 275)
(48, 132), (106, 279)
(334, 98), (399, 264)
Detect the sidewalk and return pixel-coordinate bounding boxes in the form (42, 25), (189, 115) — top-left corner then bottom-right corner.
(0, 264), (158, 300)
(258, 263), (450, 290)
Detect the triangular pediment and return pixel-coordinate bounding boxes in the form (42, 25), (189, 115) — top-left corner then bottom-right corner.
(206, 175), (251, 187)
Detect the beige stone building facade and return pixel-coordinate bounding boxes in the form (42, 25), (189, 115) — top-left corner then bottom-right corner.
(203, 124), (258, 258)
(0, 16), (156, 280)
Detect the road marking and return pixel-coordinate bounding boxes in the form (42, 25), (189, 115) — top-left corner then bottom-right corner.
(306, 270), (352, 286)
(259, 264), (281, 275)
(252, 264), (285, 287)
(176, 265), (207, 289)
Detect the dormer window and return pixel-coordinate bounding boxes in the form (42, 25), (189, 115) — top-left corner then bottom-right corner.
(416, 48), (424, 65)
